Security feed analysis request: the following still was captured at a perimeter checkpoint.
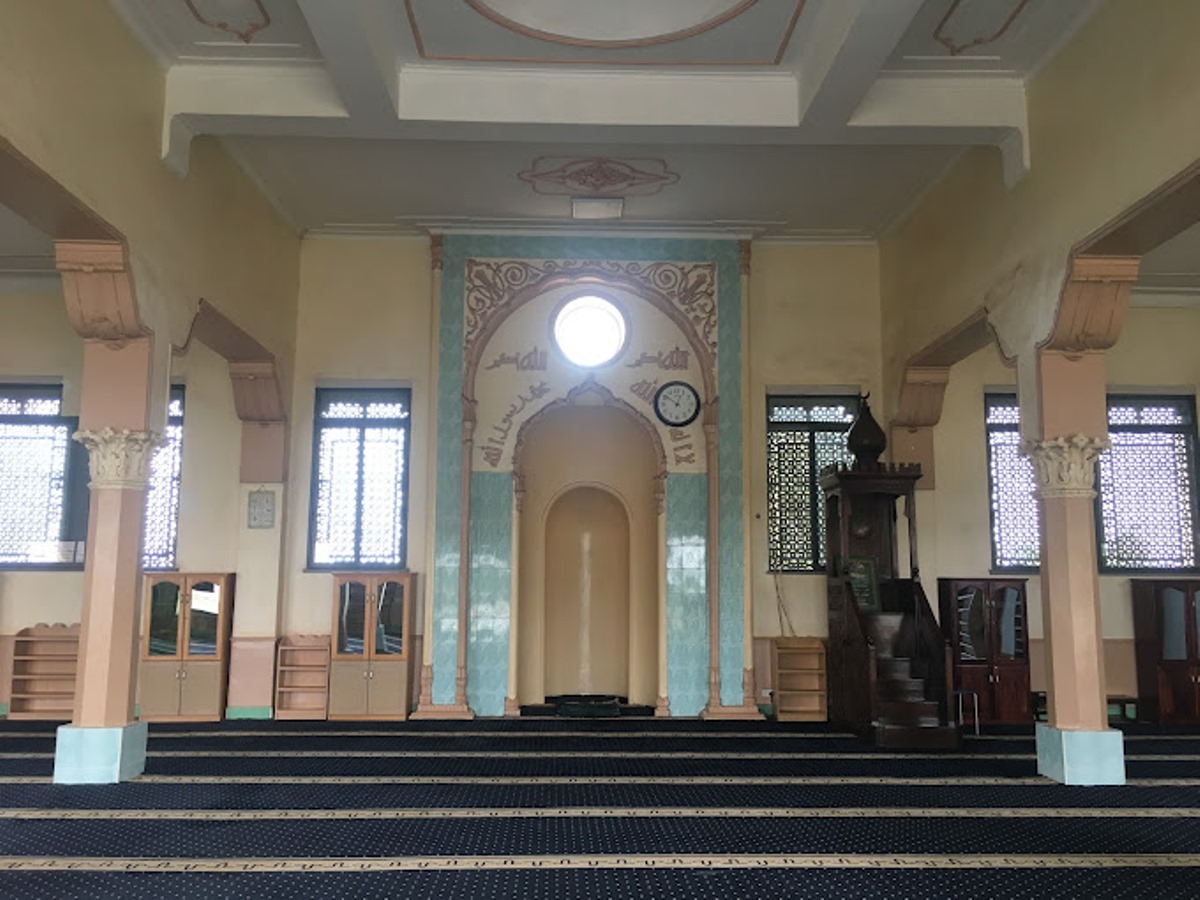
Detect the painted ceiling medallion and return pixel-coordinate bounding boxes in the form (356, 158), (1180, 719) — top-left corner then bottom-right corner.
(519, 157), (680, 197)
(466, 0), (755, 48)
(183, 0), (272, 44)
(933, 0), (1031, 57)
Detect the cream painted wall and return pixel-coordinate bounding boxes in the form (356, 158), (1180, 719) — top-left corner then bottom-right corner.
(0, 0), (299, 367)
(0, 286), (84, 633)
(926, 308), (1200, 694)
(171, 341), (241, 574)
(880, 0), (1200, 415)
(283, 237), (433, 636)
(748, 243), (882, 640)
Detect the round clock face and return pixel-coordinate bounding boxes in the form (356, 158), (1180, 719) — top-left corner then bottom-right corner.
(653, 380), (701, 428)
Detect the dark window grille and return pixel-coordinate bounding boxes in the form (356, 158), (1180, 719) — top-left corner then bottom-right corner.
(142, 387), (185, 570)
(0, 385), (85, 566)
(1098, 395), (1198, 571)
(985, 392), (1199, 572)
(766, 394), (857, 572)
(308, 387), (411, 570)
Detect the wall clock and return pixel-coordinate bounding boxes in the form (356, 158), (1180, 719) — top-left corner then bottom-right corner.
(653, 380), (701, 428)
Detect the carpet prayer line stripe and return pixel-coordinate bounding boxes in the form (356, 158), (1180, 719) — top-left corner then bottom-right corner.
(3, 807), (1197, 821)
(7, 774), (1199, 785)
(0, 729), (1193, 742)
(0, 750), (1050, 760)
(2, 854), (1200, 872)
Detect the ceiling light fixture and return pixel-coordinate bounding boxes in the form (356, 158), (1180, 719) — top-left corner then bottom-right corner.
(571, 197), (625, 220)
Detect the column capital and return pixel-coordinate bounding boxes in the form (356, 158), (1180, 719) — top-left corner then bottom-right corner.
(73, 428), (161, 490)
(1021, 434), (1109, 499)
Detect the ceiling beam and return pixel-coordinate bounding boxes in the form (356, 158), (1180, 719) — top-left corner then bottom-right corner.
(295, 0), (402, 119)
(794, 0), (924, 127)
(849, 75), (1029, 185)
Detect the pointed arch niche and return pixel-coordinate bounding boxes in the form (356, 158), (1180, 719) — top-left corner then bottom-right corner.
(512, 388), (665, 707)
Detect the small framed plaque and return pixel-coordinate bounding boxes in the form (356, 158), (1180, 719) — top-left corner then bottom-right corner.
(248, 488), (276, 529)
(846, 556), (880, 612)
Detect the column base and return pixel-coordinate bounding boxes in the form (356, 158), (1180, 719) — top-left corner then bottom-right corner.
(409, 703), (474, 720)
(503, 697), (520, 717)
(701, 704), (765, 721)
(654, 696), (671, 718)
(1036, 722), (1126, 785)
(54, 722), (148, 784)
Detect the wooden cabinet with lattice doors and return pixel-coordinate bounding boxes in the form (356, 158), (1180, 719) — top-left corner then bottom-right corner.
(328, 573), (414, 720)
(139, 573), (234, 721)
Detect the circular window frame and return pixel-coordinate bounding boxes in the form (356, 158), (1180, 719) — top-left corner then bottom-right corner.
(549, 291), (631, 370)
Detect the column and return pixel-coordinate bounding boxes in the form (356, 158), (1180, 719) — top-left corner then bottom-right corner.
(54, 240), (164, 784)
(1020, 255), (1138, 786)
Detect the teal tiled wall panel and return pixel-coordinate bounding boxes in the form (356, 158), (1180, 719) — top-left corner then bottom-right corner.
(715, 241), (745, 706)
(666, 473), (709, 716)
(467, 471), (513, 717)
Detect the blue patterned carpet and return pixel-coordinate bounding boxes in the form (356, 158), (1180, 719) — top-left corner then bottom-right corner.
(1, 719), (1199, 898)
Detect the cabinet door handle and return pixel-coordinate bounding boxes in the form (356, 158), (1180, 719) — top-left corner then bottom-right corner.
(362, 670), (368, 679)
(180, 670), (187, 679)
(369, 669), (374, 679)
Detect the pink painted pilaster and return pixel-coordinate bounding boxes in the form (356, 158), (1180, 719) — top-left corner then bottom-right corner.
(70, 430), (159, 727)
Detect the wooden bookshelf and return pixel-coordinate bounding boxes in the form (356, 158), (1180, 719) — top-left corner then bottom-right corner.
(773, 637), (827, 722)
(274, 636), (330, 721)
(9, 624), (80, 721)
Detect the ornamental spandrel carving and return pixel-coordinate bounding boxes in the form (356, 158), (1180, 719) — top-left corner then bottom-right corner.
(463, 258), (717, 358)
(73, 428), (162, 490)
(1020, 434), (1109, 499)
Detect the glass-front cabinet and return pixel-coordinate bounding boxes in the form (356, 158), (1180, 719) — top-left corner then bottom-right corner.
(329, 573), (414, 720)
(139, 573), (234, 721)
(938, 578), (1030, 724)
(1132, 580), (1200, 723)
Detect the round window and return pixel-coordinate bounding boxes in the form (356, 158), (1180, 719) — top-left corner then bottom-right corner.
(552, 295), (627, 368)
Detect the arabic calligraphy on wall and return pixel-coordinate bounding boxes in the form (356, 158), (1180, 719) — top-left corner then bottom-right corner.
(485, 346), (548, 372)
(626, 346), (689, 370)
(481, 381), (552, 468)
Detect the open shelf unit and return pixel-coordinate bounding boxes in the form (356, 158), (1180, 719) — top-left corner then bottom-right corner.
(274, 636), (331, 720)
(8, 623), (80, 720)
(772, 636), (827, 722)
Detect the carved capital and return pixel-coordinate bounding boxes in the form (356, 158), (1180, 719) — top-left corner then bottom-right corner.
(654, 473), (666, 515)
(430, 235), (444, 272)
(73, 428), (162, 490)
(55, 241), (147, 343)
(228, 360), (285, 422)
(417, 664), (433, 706)
(1021, 434), (1110, 499)
(739, 240), (751, 276)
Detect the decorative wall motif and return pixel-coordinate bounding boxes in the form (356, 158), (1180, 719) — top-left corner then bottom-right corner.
(463, 258), (717, 363)
(183, 0), (272, 45)
(481, 381), (552, 468)
(933, 0), (1030, 57)
(518, 157), (680, 197)
(73, 428), (161, 490)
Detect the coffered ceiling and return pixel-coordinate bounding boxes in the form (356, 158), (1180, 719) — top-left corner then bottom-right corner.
(97, 1), (1102, 238)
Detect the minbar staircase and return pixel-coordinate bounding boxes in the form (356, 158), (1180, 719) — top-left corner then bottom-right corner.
(866, 609), (958, 749)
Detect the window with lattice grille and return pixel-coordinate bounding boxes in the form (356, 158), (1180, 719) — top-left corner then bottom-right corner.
(142, 387), (185, 570)
(0, 385), (86, 566)
(308, 387), (411, 570)
(766, 394), (857, 572)
(986, 393), (1199, 572)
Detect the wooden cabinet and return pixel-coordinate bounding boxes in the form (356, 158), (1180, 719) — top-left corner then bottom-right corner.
(8, 624), (80, 720)
(938, 578), (1030, 724)
(328, 573), (414, 720)
(772, 637), (826, 721)
(1132, 579), (1200, 723)
(274, 637), (331, 721)
(139, 573), (234, 722)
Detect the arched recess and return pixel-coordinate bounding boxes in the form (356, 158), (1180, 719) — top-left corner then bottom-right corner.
(512, 386), (664, 707)
(543, 486), (630, 698)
